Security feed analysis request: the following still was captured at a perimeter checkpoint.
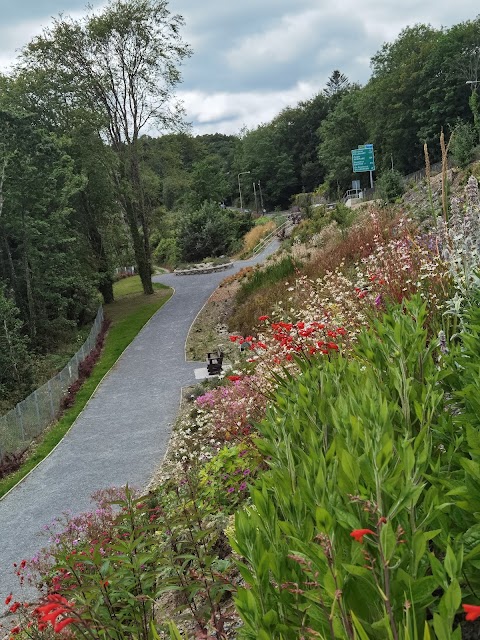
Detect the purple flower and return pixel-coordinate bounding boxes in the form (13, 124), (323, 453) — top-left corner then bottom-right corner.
(374, 294), (382, 307)
(243, 469), (250, 476)
(227, 487), (235, 494)
(239, 482), (247, 491)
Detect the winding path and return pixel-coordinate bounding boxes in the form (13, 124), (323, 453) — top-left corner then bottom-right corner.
(0, 242), (279, 606)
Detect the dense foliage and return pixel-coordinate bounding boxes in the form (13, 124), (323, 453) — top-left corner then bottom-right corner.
(178, 202), (253, 262)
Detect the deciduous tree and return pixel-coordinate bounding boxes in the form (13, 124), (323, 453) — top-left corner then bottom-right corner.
(21, 0), (192, 294)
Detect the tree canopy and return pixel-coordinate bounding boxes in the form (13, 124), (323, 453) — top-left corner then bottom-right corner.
(21, 0), (192, 294)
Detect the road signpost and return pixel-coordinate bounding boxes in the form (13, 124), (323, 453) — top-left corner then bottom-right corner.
(351, 144), (375, 189)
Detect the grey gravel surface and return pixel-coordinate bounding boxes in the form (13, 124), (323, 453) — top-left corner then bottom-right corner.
(0, 241), (279, 608)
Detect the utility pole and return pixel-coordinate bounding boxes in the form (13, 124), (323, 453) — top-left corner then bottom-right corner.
(253, 181), (258, 213)
(237, 171), (251, 210)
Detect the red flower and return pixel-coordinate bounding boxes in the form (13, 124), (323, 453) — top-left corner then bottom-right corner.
(9, 602), (21, 613)
(5, 594), (12, 605)
(39, 610), (64, 624)
(296, 321), (305, 329)
(327, 343), (339, 350)
(227, 375), (241, 382)
(258, 315), (269, 321)
(54, 618), (76, 633)
(350, 529), (376, 543)
(10, 626), (20, 635)
(463, 604), (480, 621)
(229, 336), (238, 342)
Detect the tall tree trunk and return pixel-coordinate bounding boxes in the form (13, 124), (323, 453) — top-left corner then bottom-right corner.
(23, 246), (37, 340)
(99, 279), (114, 305)
(123, 195), (153, 295)
(22, 213), (37, 340)
(130, 150), (153, 290)
(116, 149), (153, 295)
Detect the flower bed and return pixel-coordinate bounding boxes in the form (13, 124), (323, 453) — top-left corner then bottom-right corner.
(6, 177), (480, 639)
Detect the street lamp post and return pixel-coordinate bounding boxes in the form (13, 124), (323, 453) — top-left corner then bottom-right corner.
(253, 181), (258, 213)
(237, 171), (250, 210)
(258, 180), (264, 210)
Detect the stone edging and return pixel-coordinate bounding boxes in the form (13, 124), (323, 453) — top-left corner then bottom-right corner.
(173, 262), (233, 276)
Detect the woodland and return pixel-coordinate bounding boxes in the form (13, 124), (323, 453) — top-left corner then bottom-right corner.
(1, 2), (479, 408)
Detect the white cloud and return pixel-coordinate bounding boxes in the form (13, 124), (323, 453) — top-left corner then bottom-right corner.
(226, 9), (323, 70)
(1, 0), (479, 135)
(0, 19), (46, 65)
(179, 82), (318, 135)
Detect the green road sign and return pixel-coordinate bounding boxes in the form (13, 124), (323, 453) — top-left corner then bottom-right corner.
(352, 147), (375, 172)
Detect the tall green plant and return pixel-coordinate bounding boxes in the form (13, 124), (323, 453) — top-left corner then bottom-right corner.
(230, 298), (464, 639)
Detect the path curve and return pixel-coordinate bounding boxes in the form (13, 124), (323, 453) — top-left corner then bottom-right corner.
(0, 241), (279, 605)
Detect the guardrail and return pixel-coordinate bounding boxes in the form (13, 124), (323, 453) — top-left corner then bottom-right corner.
(343, 189), (364, 203)
(252, 219), (290, 255)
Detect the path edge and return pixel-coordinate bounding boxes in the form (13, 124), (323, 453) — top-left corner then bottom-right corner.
(0, 288), (176, 503)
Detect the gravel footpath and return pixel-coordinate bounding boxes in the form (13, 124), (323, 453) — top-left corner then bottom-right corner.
(0, 241), (279, 607)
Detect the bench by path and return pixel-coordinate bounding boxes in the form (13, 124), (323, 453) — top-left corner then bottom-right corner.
(0, 240), (279, 605)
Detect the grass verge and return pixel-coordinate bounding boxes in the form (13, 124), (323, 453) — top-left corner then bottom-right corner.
(0, 277), (172, 499)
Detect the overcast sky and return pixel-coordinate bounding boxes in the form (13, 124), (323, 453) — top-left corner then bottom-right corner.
(0, 0), (479, 135)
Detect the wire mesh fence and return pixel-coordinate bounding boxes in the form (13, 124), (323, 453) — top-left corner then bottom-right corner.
(0, 307), (104, 465)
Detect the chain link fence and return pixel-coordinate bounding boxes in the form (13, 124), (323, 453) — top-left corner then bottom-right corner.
(0, 307), (104, 465)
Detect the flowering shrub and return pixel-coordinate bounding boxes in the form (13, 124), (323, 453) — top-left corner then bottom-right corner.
(198, 443), (263, 510)
(16, 485), (231, 639)
(231, 299), (477, 638)
(438, 175), (480, 299)
(190, 375), (269, 456)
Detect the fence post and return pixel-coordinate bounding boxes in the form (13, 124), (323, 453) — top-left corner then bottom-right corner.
(16, 404), (25, 441)
(47, 380), (55, 419)
(34, 390), (41, 432)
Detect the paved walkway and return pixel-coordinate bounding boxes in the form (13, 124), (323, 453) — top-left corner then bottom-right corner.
(0, 242), (279, 606)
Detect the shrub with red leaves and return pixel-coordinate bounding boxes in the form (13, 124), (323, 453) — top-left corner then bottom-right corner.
(61, 318), (111, 410)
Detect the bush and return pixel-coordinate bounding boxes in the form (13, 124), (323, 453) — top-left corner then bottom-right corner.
(376, 168), (405, 202)
(152, 236), (180, 267)
(178, 201), (253, 262)
(450, 121), (477, 169)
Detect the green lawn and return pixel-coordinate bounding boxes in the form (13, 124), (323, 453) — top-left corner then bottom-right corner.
(0, 277), (172, 499)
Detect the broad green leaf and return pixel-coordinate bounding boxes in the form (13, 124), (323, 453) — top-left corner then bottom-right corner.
(380, 521), (397, 563)
(351, 611), (371, 640)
